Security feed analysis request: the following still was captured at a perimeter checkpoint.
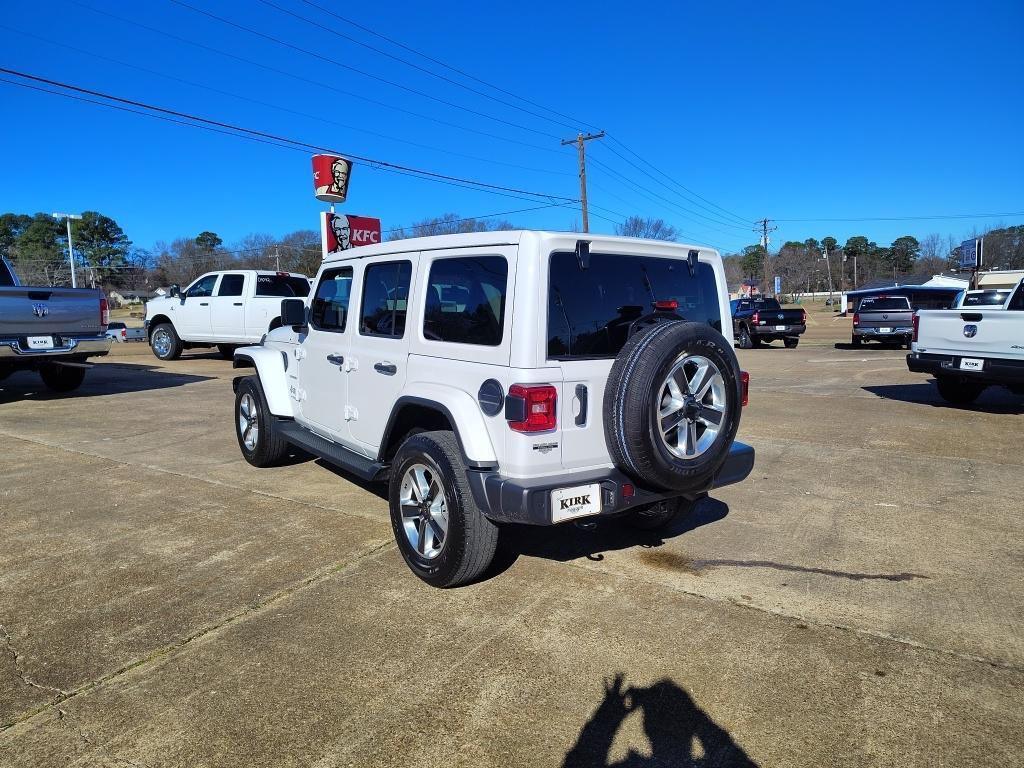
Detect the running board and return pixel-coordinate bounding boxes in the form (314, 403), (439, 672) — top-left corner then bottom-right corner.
(276, 421), (387, 482)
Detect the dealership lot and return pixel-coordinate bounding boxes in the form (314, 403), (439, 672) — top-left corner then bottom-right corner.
(1, 315), (1022, 767)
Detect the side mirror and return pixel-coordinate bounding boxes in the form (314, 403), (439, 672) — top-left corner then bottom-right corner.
(280, 298), (307, 329)
(169, 284), (181, 298)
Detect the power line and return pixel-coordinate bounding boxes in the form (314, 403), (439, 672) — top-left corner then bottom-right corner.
(67, 0), (566, 157)
(0, 24), (571, 179)
(167, 0), (561, 140)
(0, 67), (577, 204)
(772, 212), (1024, 222)
(256, 0), (583, 134)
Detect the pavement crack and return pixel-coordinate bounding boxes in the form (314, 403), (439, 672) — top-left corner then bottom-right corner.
(0, 623), (68, 700)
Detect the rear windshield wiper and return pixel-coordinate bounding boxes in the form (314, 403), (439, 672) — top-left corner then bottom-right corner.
(552, 284), (575, 354)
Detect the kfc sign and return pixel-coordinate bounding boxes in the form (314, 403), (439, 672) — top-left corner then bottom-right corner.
(312, 154), (352, 203)
(321, 212), (382, 256)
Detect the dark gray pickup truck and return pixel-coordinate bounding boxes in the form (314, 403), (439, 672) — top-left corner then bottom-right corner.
(730, 297), (807, 349)
(0, 257), (111, 391)
(852, 295), (914, 348)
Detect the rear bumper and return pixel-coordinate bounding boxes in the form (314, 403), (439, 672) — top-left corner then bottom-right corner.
(470, 441), (755, 525)
(0, 335), (111, 365)
(907, 352), (1024, 387)
(855, 327), (912, 338)
(751, 324), (805, 336)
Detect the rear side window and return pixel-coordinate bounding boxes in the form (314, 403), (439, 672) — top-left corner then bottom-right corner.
(310, 267), (353, 331)
(548, 251), (721, 359)
(1008, 284), (1024, 311)
(858, 297), (911, 312)
(361, 261), (412, 338)
(217, 274), (245, 297)
(255, 274), (311, 298)
(423, 256), (507, 346)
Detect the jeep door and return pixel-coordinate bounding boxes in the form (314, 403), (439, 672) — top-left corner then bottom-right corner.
(176, 273), (218, 339)
(297, 265), (354, 441)
(346, 256), (417, 454)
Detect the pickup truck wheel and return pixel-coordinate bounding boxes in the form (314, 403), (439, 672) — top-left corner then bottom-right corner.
(784, 337), (799, 349)
(936, 377), (985, 405)
(622, 496), (697, 531)
(217, 344), (236, 360)
(151, 323), (183, 361)
(604, 321), (743, 493)
(851, 335), (861, 347)
(389, 431), (499, 588)
(234, 377), (288, 466)
(738, 326), (753, 349)
(39, 364), (86, 393)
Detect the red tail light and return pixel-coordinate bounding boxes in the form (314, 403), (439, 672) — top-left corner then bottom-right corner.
(654, 299), (679, 311)
(121, 328), (127, 340)
(506, 384), (557, 432)
(740, 371), (750, 406)
(801, 310), (807, 324)
(751, 311), (760, 324)
(912, 312), (919, 343)
(853, 312), (860, 326)
(100, 297), (110, 327)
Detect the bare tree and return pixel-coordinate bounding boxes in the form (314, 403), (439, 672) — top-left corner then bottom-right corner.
(615, 216), (678, 241)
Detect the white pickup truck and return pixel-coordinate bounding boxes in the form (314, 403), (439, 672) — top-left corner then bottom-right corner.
(907, 278), (1024, 404)
(145, 270), (311, 360)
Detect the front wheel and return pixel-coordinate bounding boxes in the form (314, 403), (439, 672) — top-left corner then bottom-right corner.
(389, 431), (499, 588)
(234, 377), (288, 467)
(39, 363), (86, 392)
(936, 377), (985, 405)
(151, 323), (183, 361)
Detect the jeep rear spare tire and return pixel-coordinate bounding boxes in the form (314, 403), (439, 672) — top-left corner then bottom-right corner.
(604, 321), (742, 492)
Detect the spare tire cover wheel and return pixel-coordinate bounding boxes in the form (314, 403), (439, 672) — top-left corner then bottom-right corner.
(603, 321), (742, 492)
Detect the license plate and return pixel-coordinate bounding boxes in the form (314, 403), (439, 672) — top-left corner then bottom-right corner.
(26, 335), (54, 350)
(878, 327), (892, 334)
(774, 325), (786, 331)
(959, 357), (984, 371)
(551, 483), (602, 523)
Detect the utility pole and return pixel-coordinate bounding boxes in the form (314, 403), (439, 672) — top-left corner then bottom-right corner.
(52, 212), (83, 288)
(753, 218), (777, 294)
(560, 131), (604, 233)
(823, 240), (835, 303)
(275, 246), (281, 271)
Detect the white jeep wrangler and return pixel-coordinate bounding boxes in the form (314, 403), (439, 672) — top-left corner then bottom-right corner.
(232, 231), (754, 587)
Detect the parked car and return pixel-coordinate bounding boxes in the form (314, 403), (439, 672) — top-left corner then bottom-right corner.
(145, 270), (310, 360)
(0, 257), (111, 391)
(852, 295), (914, 348)
(907, 278), (1024, 404)
(232, 231), (754, 587)
(729, 297), (807, 348)
(953, 289), (1012, 308)
(104, 321), (146, 342)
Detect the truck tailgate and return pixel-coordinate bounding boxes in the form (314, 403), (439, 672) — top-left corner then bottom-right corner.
(0, 287), (103, 337)
(916, 309), (1024, 360)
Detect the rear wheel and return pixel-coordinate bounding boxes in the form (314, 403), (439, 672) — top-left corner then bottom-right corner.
(738, 326), (753, 349)
(622, 497), (698, 531)
(389, 431), (499, 588)
(234, 377), (288, 467)
(784, 337), (799, 349)
(217, 344), (236, 360)
(39, 364), (86, 392)
(936, 376), (985, 405)
(851, 335), (861, 347)
(151, 323), (183, 361)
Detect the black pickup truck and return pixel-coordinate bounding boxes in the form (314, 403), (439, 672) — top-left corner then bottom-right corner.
(730, 297), (807, 349)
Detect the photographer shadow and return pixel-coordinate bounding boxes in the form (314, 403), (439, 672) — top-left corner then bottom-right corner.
(564, 674), (758, 768)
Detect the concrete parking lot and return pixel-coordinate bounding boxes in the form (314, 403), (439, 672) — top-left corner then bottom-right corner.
(1, 312), (1022, 767)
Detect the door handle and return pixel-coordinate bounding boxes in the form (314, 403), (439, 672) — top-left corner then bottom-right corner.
(233, 302), (243, 306)
(374, 362), (397, 375)
(326, 354), (345, 366)
(200, 302), (209, 306)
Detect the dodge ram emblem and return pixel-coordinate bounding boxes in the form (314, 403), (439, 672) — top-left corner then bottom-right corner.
(31, 303), (49, 318)
(777, 313), (783, 319)
(963, 324), (978, 338)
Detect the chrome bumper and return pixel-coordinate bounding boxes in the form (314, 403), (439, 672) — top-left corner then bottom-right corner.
(0, 335), (112, 359)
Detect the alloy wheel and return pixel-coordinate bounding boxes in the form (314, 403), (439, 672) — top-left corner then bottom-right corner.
(399, 463), (449, 560)
(657, 354), (728, 459)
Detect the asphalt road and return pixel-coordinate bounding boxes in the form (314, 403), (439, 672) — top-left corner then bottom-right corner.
(1, 315), (1022, 767)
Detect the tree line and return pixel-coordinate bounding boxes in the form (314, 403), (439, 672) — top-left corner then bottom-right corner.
(2, 210), (1020, 295)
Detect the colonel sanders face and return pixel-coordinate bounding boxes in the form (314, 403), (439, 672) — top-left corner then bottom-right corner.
(330, 214), (351, 251)
(330, 159), (350, 194)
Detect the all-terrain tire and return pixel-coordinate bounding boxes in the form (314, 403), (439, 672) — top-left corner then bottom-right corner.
(234, 376), (289, 467)
(851, 335), (861, 347)
(604, 321), (743, 493)
(784, 337), (799, 349)
(621, 496), (698, 531)
(39, 363), (86, 392)
(738, 325), (753, 349)
(389, 431), (499, 588)
(151, 322), (183, 361)
(936, 376), (985, 406)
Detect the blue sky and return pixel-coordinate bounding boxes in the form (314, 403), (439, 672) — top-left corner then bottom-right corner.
(1, 0), (1021, 255)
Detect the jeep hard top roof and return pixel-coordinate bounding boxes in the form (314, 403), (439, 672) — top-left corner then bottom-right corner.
(322, 230), (719, 264)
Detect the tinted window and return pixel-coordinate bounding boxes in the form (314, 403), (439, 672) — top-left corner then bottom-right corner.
(360, 261), (412, 338)
(962, 290), (1010, 307)
(0, 260), (15, 287)
(423, 256), (507, 346)
(107, 322), (126, 329)
(217, 273), (245, 297)
(750, 298), (782, 310)
(187, 274), (217, 298)
(858, 297), (911, 312)
(310, 267), (353, 331)
(548, 251), (721, 359)
(1008, 284), (1024, 311)
(255, 274), (311, 297)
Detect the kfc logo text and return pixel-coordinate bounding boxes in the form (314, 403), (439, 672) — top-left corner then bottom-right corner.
(321, 212), (382, 256)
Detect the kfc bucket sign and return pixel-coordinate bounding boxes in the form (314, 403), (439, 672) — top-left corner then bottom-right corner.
(312, 154), (352, 203)
(321, 211), (382, 256)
